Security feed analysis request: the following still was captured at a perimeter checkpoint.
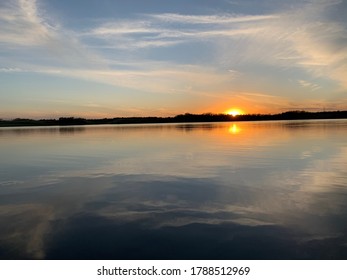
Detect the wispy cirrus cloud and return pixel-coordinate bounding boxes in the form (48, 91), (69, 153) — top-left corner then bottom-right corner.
(4, 0), (346, 95)
(82, 0), (347, 93)
(298, 80), (321, 92)
(214, 0), (347, 90)
(0, 0), (55, 47)
(0, 0), (106, 70)
(0, 2), (235, 98)
(148, 13), (279, 24)
(83, 12), (274, 50)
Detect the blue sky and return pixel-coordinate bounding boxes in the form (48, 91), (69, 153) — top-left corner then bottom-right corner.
(0, 0), (346, 118)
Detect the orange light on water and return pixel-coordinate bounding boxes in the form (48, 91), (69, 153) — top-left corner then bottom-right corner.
(228, 123), (241, 134)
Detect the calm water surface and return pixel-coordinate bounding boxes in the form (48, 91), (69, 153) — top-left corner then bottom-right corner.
(1, 120), (347, 259)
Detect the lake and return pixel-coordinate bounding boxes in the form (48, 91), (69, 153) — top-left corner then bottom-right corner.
(1, 120), (347, 259)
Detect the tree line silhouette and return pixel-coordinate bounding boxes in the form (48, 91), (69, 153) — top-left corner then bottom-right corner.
(1, 110), (347, 127)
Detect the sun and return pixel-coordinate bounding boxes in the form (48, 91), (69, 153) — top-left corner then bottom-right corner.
(226, 108), (244, 117)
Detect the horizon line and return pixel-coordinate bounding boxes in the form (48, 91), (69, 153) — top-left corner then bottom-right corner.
(1, 109), (347, 121)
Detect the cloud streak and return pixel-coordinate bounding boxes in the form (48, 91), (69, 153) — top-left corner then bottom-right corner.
(214, 0), (347, 90)
(298, 80), (321, 92)
(148, 13), (279, 24)
(82, 0), (347, 92)
(0, 0), (106, 70)
(0, 0), (56, 46)
(83, 13), (275, 50)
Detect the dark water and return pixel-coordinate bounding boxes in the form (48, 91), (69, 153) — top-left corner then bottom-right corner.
(1, 120), (347, 259)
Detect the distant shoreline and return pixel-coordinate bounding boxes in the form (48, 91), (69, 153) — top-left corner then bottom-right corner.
(1, 110), (347, 127)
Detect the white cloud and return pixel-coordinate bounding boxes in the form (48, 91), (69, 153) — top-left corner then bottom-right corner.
(82, 1), (346, 95)
(82, 13), (275, 50)
(57, 65), (233, 95)
(0, 67), (24, 72)
(214, 0), (347, 90)
(0, 0), (109, 72)
(149, 13), (278, 24)
(88, 21), (159, 36)
(298, 80), (321, 91)
(0, 0), (56, 46)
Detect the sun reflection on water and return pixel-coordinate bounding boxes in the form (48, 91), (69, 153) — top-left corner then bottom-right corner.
(228, 123), (241, 134)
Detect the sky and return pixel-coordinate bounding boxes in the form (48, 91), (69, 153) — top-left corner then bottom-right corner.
(0, 0), (347, 119)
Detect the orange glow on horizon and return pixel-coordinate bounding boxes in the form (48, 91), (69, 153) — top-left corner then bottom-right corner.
(225, 108), (244, 116)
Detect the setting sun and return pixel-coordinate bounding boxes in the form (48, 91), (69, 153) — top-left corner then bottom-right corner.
(226, 108), (244, 117)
